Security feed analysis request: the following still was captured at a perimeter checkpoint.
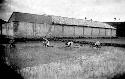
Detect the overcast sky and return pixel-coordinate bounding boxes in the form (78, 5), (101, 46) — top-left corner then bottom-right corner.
(0, 0), (125, 22)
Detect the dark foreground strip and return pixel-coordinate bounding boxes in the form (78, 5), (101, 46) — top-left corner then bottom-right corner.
(108, 73), (125, 79)
(0, 45), (23, 79)
(1, 37), (125, 48)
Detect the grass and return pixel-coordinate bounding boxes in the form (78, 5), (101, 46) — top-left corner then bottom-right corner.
(5, 41), (125, 79)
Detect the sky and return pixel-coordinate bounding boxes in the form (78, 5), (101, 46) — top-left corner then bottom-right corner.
(0, 0), (125, 22)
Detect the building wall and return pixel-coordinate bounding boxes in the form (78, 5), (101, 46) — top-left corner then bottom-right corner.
(2, 23), (7, 35)
(26, 22), (34, 37)
(2, 23), (14, 36)
(106, 29), (111, 36)
(35, 23), (51, 37)
(92, 28), (100, 36)
(14, 22), (53, 38)
(35, 23), (41, 37)
(7, 23), (14, 36)
(111, 29), (116, 37)
(2, 21), (116, 38)
(52, 25), (63, 37)
(75, 26), (83, 37)
(84, 27), (92, 36)
(99, 28), (106, 37)
(15, 22), (29, 38)
(63, 25), (74, 37)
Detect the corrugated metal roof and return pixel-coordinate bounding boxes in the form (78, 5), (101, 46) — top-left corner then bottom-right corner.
(8, 12), (115, 29)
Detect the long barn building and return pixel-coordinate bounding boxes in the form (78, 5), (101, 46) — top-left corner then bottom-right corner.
(2, 12), (116, 38)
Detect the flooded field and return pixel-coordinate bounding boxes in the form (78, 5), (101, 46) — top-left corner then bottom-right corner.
(1, 41), (125, 79)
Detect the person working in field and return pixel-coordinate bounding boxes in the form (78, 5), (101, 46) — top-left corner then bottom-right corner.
(42, 38), (53, 47)
(65, 41), (74, 47)
(94, 41), (101, 48)
(9, 38), (15, 47)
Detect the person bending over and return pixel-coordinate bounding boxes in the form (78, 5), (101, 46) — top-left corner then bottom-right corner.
(42, 38), (53, 47)
(65, 41), (74, 47)
(94, 41), (101, 48)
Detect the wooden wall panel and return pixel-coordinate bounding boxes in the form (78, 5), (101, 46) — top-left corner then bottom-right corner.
(99, 29), (105, 36)
(36, 23), (52, 37)
(6, 23), (9, 36)
(92, 28), (99, 36)
(2, 23), (14, 36)
(43, 23), (53, 37)
(16, 22), (27, 37)
(35, 23), (44, 37)
(2, 24), (7, 35)
(7, 23), (14, 36)
(35, 23), (41, 37)
(84, 27), (92, 36)
(17, 22), (53, 38)
(25, 23), (33, 38)
(36, 23), (45, 37)
(75, 26), (83, 36)
(111, 29), (116, 37)
(53, 25), (63, 37)
(106, 29), (111, 36)
(63, 26), (74, 37)
(18, 22), (33, 38)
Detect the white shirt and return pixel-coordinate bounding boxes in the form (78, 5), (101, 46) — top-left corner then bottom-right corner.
(46, 41), (50, 46)
(95, 41), (100, 45)
(67, 41), (73, 46)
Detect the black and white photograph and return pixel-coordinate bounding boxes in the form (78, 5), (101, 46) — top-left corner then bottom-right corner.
(0, 0), (125, 79)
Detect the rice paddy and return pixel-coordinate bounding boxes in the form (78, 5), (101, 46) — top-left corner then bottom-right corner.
(4, 41), (125, 79)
